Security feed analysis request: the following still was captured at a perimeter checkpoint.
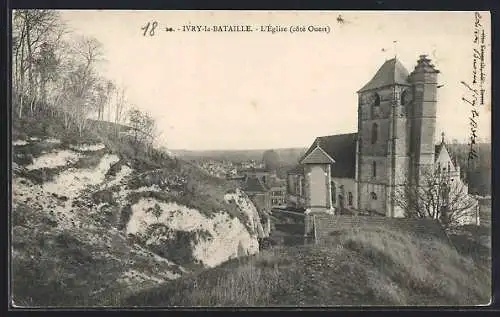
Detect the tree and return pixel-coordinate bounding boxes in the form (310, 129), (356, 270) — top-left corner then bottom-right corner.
(393, 167), (478, 230)
(262, 149), (281, 171)
(12, 9), (66, 117)
(64, 36), (104, 136)
(33, 42), (60, 107)
(114, 86), (128, 133)
(127, 107), (159, 155)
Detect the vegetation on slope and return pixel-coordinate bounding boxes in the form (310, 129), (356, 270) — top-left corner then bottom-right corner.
(123, 221), (490, 306)
(12, 203), (184, 307)
(11, 109), (258, 306)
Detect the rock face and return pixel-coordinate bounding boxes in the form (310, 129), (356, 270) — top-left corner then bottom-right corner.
(125, 188), (264, 268)
(12, 137), (266, 303)
(127, 199), (260, 267)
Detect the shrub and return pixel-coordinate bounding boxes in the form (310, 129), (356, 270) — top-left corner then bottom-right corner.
(92, 190), (115, 205)
(117, 205), (133, 231)
(137, 223), (212, 267)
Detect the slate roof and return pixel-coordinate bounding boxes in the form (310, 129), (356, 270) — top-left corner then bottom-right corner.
(434, 141), (459, 168)
(243, 176), (269, 193)
(358, 58), (411, 93)
(300, 133), (358, 178)
(435, 143), (449, 159)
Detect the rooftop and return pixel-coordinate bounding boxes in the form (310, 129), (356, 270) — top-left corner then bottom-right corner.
(358, 58), (410, 93)
(300, 133), (358, 178)
(243, 176), (269, 193)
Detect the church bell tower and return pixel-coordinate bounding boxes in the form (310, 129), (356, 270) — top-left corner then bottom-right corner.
(356, 54), (440, 217)
(356, 57), (412, 217)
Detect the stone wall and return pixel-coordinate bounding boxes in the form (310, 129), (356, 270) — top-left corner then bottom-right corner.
(312, 214), (450, 245)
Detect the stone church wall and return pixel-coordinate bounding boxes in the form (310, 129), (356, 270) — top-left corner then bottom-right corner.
(331, 177), (357, 210)
(358, 182), (386, 215)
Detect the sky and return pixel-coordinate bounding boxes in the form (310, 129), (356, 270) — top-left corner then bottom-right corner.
(58, 10), (491, 150)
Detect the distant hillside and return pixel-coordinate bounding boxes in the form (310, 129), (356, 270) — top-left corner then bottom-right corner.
(171, 148), (307, 166)
(446, 142), (491, 195)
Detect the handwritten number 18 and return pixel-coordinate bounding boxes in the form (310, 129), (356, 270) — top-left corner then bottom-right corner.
(142, 21), (158, 36)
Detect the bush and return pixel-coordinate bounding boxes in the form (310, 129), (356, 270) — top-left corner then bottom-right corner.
(117, 205), (133, 231)
(92, 190), (115, 205)
(137, 223), (212, 267)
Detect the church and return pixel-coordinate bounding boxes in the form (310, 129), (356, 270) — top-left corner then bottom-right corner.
(286, 54), (473, 219)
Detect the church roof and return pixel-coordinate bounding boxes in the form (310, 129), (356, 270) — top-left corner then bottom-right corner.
(434, 139), (458, 169)
(358, 58), (410, 93)
(300, 146), (336, 164)
(301, 133), (358, 178)
(435, 144), (444, 158)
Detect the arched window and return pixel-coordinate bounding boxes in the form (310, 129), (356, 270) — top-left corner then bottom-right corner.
(370, 192), (377, 200)
(370, 93), (381, 119)
(441, 183), (450, 202)
(372, 161), (377, 178)
(371, 123), (378, 144)
(331, 181), (336, 205)
(348, 192), (353, 206)
(401, 89), (411, 105)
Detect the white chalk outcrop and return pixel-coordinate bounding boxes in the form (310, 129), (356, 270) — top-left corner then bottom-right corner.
(13, 139), (266, 273)
(224, 189), (270, 238)
(126, 190), (262, 268)
(12, 140), (29, 146)
(43, 154), (119, 199)
(69, 143), (106, 152)
(25, 150), (81, 170)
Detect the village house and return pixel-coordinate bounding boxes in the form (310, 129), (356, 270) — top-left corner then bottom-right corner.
(287, 55), (478, 223)
(240, 167), (287, 209)
(270, 185), (287, 208)
(239, 167), (274, 184)
(242, 176), (272, 216)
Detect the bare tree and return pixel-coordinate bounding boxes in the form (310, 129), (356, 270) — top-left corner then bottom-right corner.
(12, 10), (66, 117)
(64, 36), (104, 136)
(394, 166), (478, 230)
(114, 86), (128, 135)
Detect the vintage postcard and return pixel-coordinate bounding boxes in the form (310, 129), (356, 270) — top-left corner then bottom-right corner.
(10, 10), (491, 307)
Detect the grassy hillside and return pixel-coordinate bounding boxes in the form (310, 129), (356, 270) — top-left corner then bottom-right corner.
(123, 220), (490, 306)
(11, 110), (263, 307)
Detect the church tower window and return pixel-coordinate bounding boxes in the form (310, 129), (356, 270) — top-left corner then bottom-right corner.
(400, 89), (411, 116)
(370, 93), (381, 119)
(348, 192), (353, 206)
(371, 123), (378, 144)
(369, 93), (380, 119)
(331, 182), (336, 205)
(372, 161), (377, 178)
